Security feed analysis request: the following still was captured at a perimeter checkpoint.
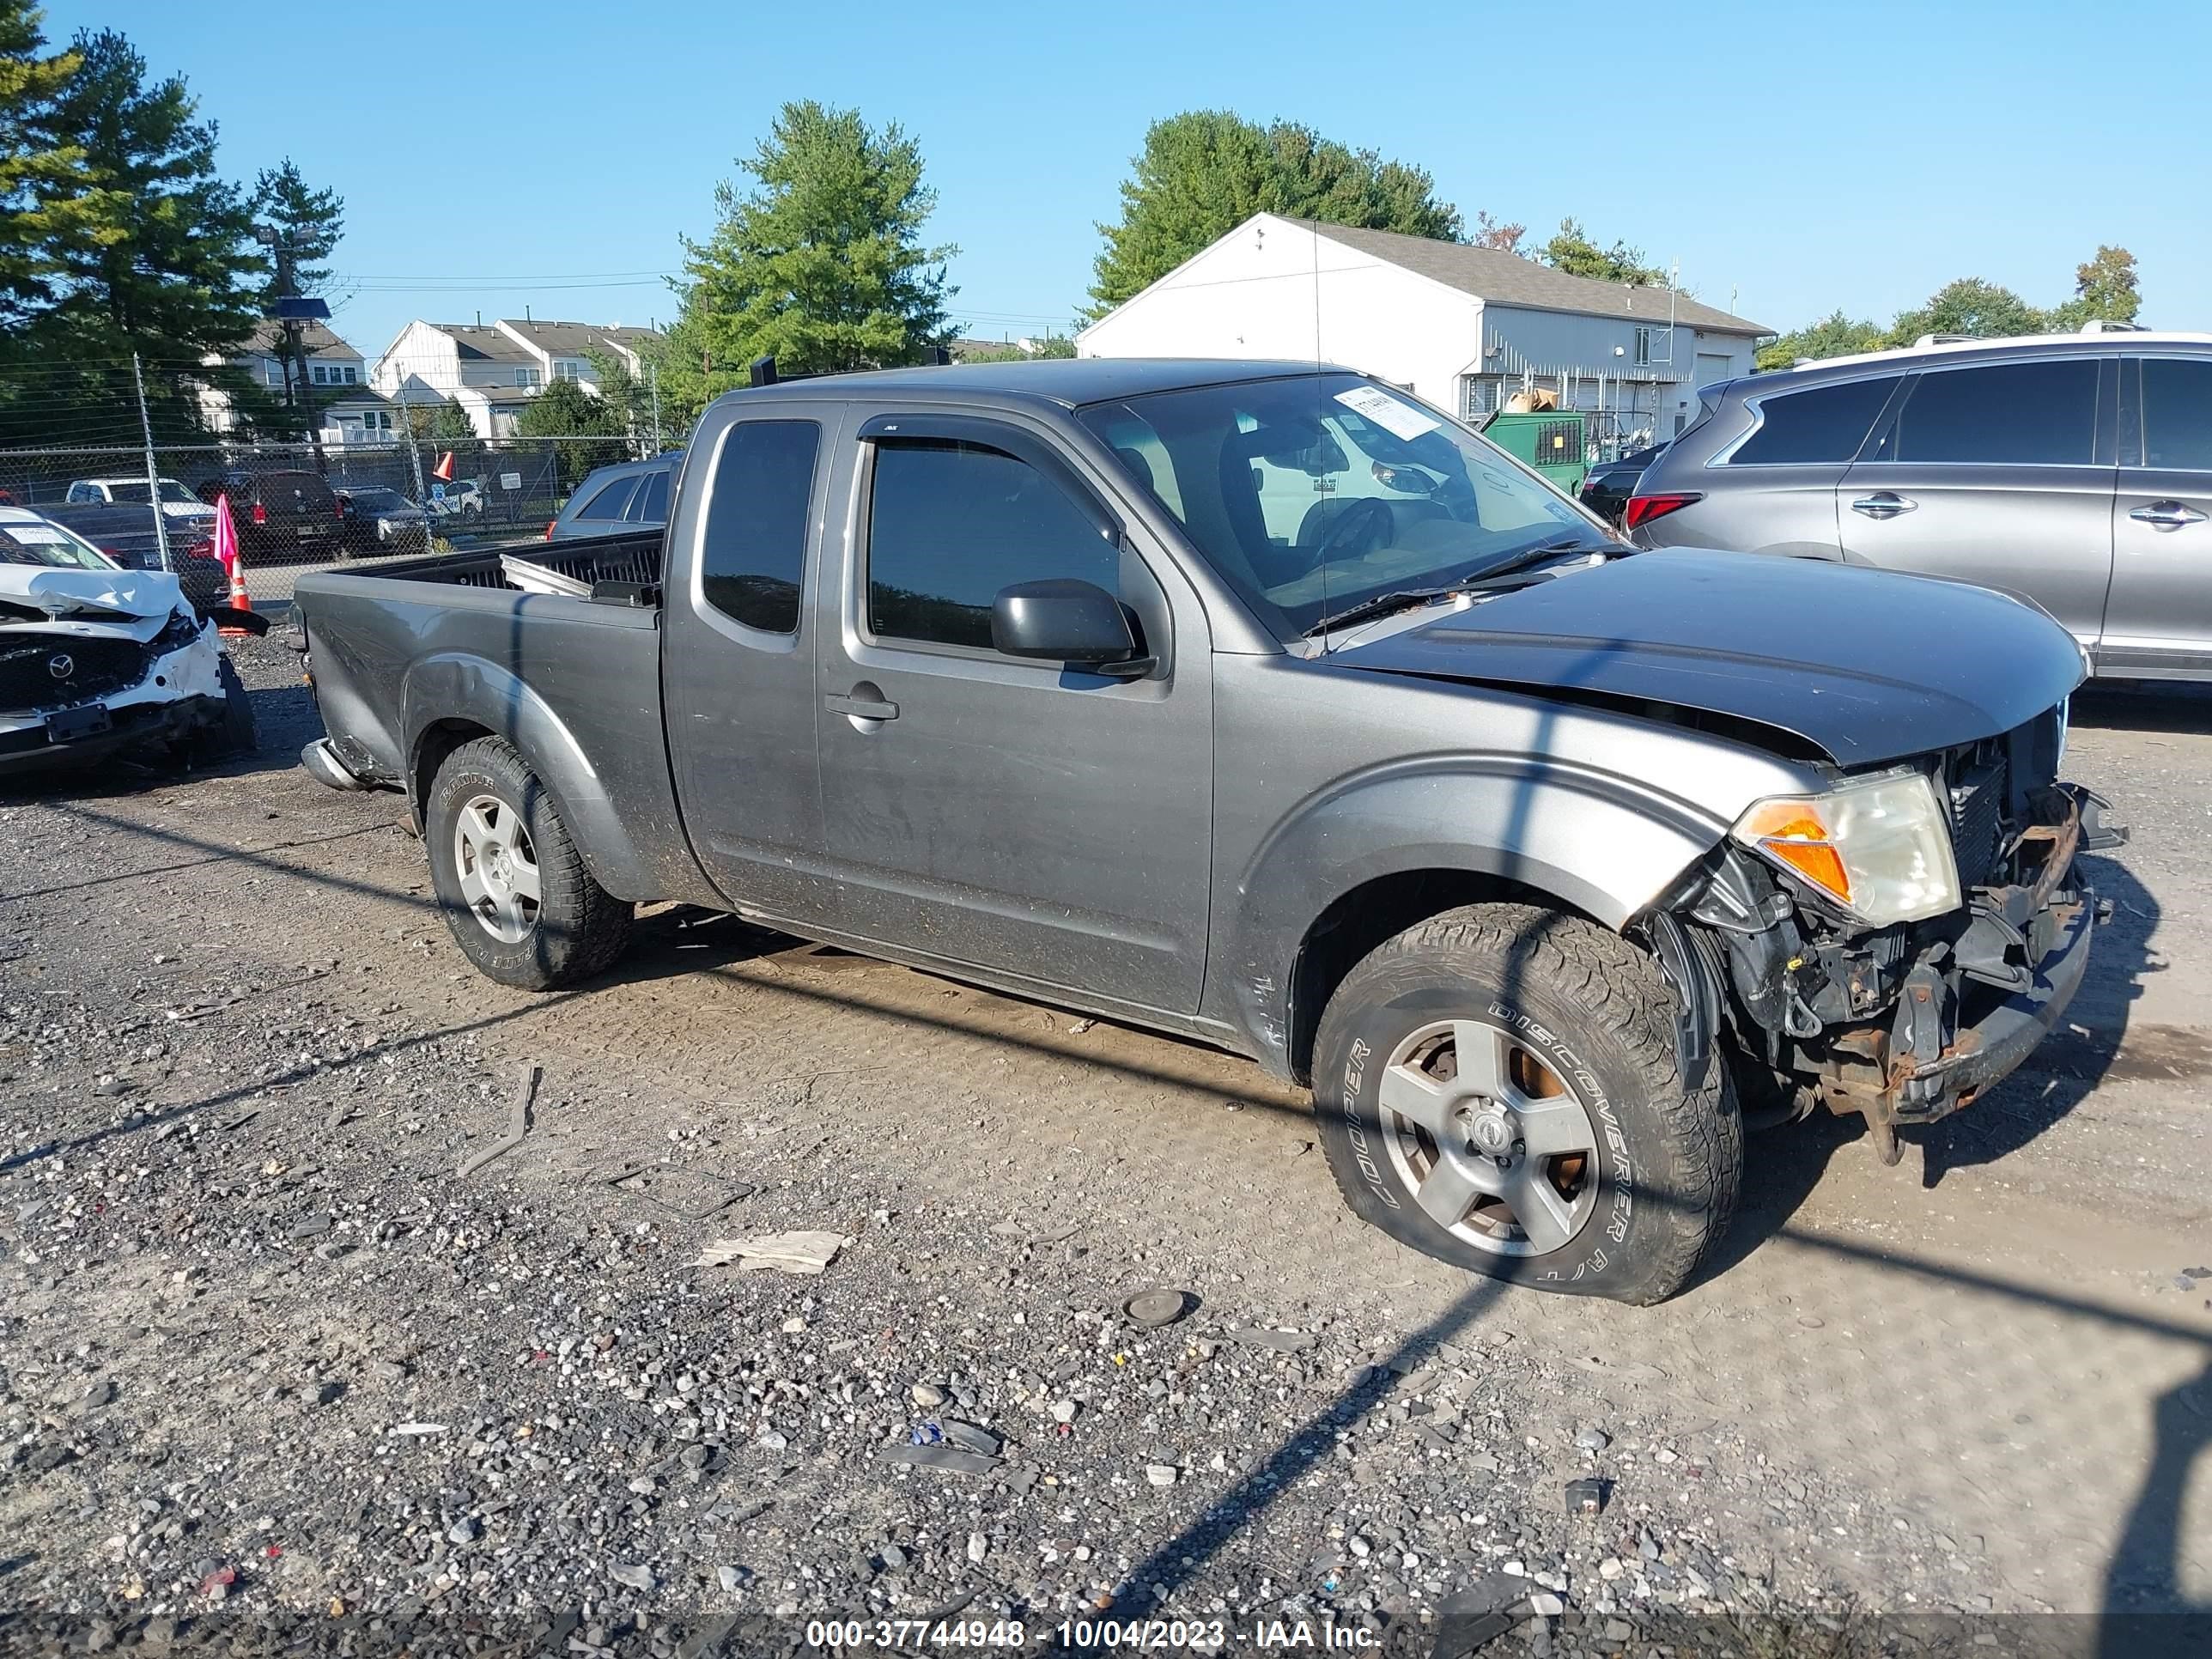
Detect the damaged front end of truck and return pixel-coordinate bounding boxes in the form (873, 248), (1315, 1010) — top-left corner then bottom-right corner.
(1651, 705), (2125, 1163)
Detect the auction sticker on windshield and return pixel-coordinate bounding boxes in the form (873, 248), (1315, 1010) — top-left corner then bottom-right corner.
(1334, 385), (1440, 441)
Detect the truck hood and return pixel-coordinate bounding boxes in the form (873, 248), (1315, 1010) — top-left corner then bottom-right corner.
(1328, 549), (2085, 766)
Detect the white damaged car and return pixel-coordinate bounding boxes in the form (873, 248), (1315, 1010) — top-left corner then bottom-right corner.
(1, 514), (258, 775)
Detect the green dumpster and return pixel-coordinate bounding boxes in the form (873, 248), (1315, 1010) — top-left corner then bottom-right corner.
(1480, 410), (1587, 495)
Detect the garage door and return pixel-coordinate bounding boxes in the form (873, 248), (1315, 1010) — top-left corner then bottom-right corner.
(1695, 352), (1735, 387)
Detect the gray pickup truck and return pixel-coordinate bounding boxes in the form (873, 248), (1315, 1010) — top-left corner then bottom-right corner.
(294, 359), (2119, 1304)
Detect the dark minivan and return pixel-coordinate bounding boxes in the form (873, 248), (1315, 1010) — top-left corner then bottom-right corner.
(197, 469), (345, 563)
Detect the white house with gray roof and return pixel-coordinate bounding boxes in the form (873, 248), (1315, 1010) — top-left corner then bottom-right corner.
(370, 319), (662, 438)
(371, 320), (539, 439)
(198, 320), (399, 447)
(1078, 213), (1771, 451)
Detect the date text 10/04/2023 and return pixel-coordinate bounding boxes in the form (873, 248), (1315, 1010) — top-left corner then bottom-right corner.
(801, 1619), (1382, 1651)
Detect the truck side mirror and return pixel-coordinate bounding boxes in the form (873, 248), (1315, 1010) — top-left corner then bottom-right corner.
(991, 579), (1151, 676)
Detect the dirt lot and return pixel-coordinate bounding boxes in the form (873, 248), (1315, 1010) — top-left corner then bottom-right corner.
(1, 630), (2207, 1656)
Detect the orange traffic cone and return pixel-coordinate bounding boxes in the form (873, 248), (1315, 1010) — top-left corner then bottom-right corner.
(219, 556), (255, 637)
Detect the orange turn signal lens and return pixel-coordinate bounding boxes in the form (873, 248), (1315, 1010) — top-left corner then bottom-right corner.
(1762, 839), (1850, 902)
(1735, 799), (1851, 905)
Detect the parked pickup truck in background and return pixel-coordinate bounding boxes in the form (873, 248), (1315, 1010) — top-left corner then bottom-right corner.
(292, 359), (2121, 1304)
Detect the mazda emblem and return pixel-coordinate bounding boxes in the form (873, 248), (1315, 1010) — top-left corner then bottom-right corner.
(46, 653), (74, 680)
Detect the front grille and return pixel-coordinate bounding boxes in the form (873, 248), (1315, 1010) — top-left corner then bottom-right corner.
(0, 635), (151, 715)
(1936, 708), (2065, 890)
(1947, 753), (2007, 887)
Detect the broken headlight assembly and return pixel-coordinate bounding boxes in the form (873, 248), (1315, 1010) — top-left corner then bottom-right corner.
(1730, 769), (1960, 927)
(153, 606), (205, 653)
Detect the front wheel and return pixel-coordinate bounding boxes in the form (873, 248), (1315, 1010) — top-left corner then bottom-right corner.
(1314, 902), (1742, 1305)
(424, 737), (632, 988)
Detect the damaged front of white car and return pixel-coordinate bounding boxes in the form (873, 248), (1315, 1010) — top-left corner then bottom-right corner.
(0, 544), (258, 775)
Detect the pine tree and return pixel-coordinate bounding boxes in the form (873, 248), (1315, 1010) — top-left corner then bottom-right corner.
(250, 157), (345, 436)
(32, 28), (261, 435)
(0, 1), (92, 330)
(682, 101), (956, 378)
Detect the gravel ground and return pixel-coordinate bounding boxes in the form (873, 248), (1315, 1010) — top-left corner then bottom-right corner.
(1, 628), (2207, 1657)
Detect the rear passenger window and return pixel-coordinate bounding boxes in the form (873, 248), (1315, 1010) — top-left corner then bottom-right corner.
(575, 477), (636, 520)
(699, 420), (819, 635)
(1892, 360), (2099, 465)
(2138, 358), (2212, 471)
(866, 441), (1118, 652)
(629, 467), (671, 524)
(1730, 376), (1899, 465)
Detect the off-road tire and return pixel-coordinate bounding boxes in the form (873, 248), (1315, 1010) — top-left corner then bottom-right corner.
(1314, 902), (1742, 1304)
(424, 736), (632, 989)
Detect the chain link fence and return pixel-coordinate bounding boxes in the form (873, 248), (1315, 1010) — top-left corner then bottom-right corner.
(0, 434), (654, 602)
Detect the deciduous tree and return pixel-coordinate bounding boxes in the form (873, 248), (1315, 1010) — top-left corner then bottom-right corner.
(1468, 210), (1526, 255)
(2052, 244), (2139, 328)
(1087, 110), (1461, 313)
(1754, 310), (1888, 371)
(514, 374), (629, 488)
(1888, 276), (2046, 343)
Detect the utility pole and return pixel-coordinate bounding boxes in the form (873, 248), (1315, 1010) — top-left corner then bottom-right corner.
(648, 360), (662, 453)
(256, 225), (329, 475)
(131, 353), (173, 574)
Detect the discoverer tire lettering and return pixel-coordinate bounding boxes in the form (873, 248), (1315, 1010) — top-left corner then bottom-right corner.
(1313, 902), (1741, 1305)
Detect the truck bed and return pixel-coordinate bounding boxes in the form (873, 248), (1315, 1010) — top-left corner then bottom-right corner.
(293, 525), (710, 905)
(347, 527), (664, 602)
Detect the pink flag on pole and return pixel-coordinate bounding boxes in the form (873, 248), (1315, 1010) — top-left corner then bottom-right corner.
(213, 492), (239, 574)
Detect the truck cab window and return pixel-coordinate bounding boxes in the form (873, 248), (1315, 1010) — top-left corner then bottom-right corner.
(699, 419), (819, 635)
(866, 440), (1118, 651)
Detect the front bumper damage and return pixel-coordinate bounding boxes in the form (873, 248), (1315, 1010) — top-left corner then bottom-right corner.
(0, 611), (231, 775)
(0, 691), (227, 775)
(1815, 787), (2114, 1162)
(1669, 782), (2124, 1164)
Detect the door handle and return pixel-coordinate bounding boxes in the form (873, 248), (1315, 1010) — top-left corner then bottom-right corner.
(825, 690), (898, 721)
(2128, 500), (2208, 531)
(1850, 492), (1917, 520)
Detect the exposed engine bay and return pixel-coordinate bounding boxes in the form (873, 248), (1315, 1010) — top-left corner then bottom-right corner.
(0, 566), (254, 773)
(1654, 703), (2125, 1163)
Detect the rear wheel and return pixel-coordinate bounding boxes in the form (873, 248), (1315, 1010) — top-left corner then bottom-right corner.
(424, 737), (631, 988)
(1314, 902), (1742, 1304)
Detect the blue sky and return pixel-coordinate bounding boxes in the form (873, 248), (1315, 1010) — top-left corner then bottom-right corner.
(46, 0), (2212, 359)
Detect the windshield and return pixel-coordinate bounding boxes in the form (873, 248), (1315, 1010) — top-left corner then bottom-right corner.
(94, 480), (198, 506)
(1078, 372), (1603, 641)
(347, 488), (408, 510)
(0, 521), (117, 568)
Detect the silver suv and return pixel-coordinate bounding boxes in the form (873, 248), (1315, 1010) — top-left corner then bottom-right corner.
(1627, 328), (2212, 680)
